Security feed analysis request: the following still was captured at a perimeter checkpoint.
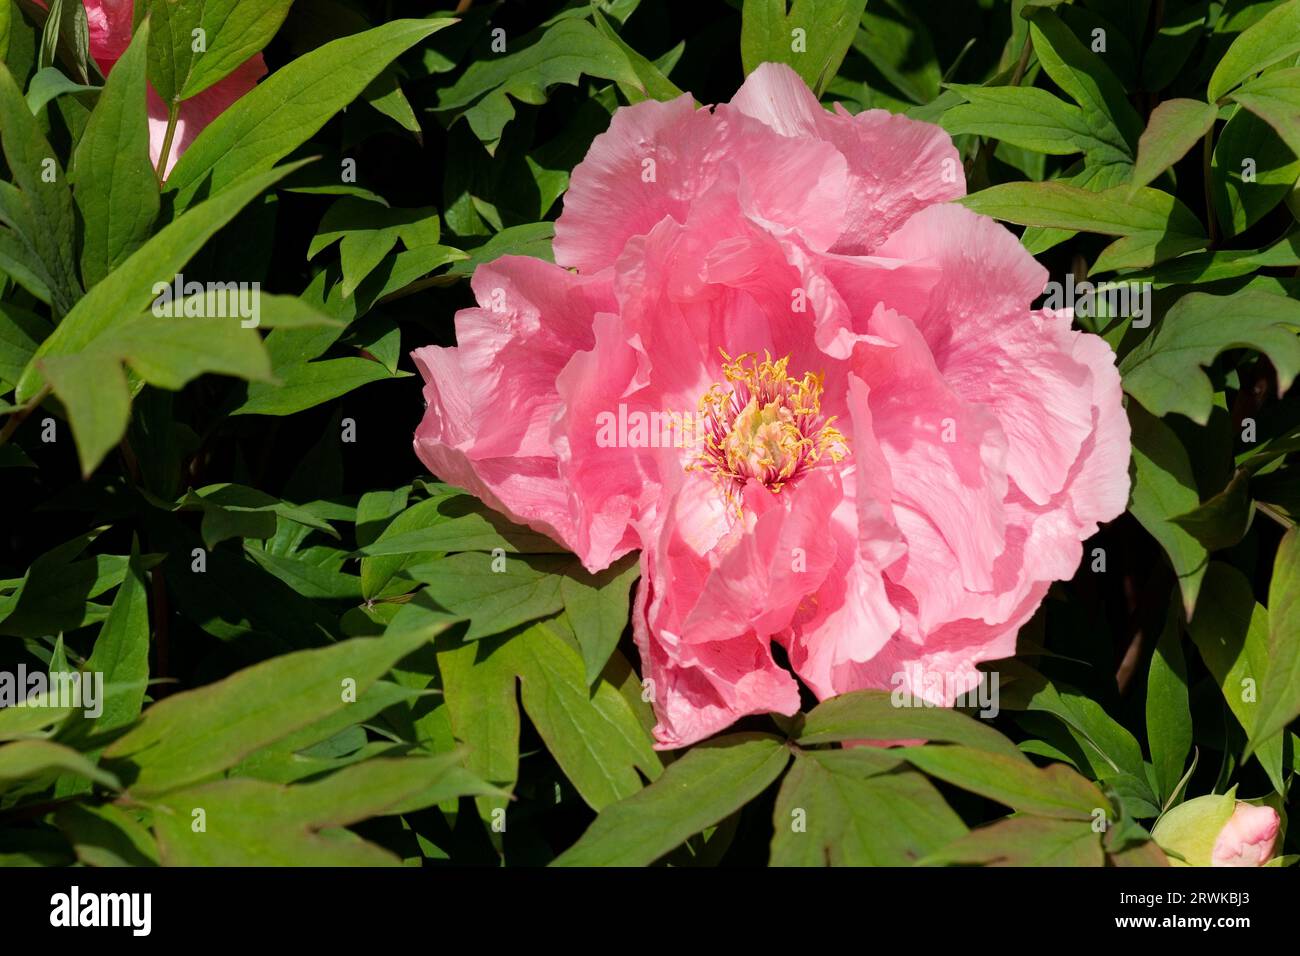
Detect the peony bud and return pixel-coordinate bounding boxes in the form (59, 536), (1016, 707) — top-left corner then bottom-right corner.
(1152, 792), (1281, 867)
(1212, 802), (1281, 867)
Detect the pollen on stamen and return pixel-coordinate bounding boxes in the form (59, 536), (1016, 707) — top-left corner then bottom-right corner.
(687, 350), (848, 506)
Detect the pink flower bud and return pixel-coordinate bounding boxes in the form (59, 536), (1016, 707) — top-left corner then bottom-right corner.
(1211, 803), (1281, 868)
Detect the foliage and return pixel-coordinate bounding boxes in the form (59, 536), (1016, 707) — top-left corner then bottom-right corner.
(0, 0), (1298, 867)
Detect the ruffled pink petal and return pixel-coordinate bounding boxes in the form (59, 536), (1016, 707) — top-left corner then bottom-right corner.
(633, 470), (841, 748)
(852, 305), (1009, 596)
(727, 62), (965, 254)
(554, 94), (720, 275)
(412, 257), (632, 569)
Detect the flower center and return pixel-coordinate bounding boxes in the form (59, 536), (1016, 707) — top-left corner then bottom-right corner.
(690, 351), (847, 500)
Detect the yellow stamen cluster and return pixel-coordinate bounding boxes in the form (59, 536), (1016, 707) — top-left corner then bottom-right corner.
(689, 351), (847, 503)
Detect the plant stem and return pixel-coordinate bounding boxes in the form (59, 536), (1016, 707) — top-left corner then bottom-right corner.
(156, 101), (181, 183)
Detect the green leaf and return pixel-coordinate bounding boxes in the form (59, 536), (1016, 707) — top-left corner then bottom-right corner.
(797, 689), (1028, 759)
(176, 482), (338, 550)
(307, 198), (441, 298)
(1000, 662), (1152, 792)
(0, 300), (49, 389)
(1170, 467), (1253, 551)
(1230, 66), (1300, 159)
(740, 0), (869, 97)
(149, 754), (497, 865)
(1250, 527), (1300, 751)
(0, 62), (81, 316)
(38, 351), (131, 477)
(1127, 403), (1209, 618)
(942, 84), (1129, 162)
(1129, 98), (1217, 191)
(895, 746), (1108, 820)
(102, 629), (440, 796)
(1207, 0), (1300, 103)
(509, 620), (660, 808)
(99, 314), (272, 389)
(148, 0), (293, 103)
(165, 17), (455, 209)
(1121, 291), (1300, 425)
(854, 0), (940, 105)
(922, 814), (1104, 866)
(70, 16), (158, 289)
(1146, 602), (1192, 805)
(408, 552), (567, 641)
(15, 159), (308, 403)
(553, 733), (790, 866)
(231, 356), (404, 417)
(1027, 9), (1143, 150)
(355, 494), (565, 561)
(1211, 104), (1299, 237)
(24, 66), (96, 114)
(1186, 562), (1286, 792)
(559, 552), (639, 686)
(0, 739), (118, 790)
(434, 18), (642, 154)
(0, 534), (130, 638)
(770, 752), (966, 866)
(84, 539), (150, 733)
(960, 183), (1205, 270)
(591, 6), (684, 103)
(436, 620), (660, 824)
(54, 803), (159, 867)
(0, 693), (75, 740)
(434, 628), (519, 830)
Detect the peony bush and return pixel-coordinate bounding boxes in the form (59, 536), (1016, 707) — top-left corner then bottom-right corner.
(0, 0), (1298, 870)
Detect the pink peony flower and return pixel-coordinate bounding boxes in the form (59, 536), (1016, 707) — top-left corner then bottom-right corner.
(1211, 803), (1280, 867)
(413, 63), (1131, 749)
(65, 0), (266, 177)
